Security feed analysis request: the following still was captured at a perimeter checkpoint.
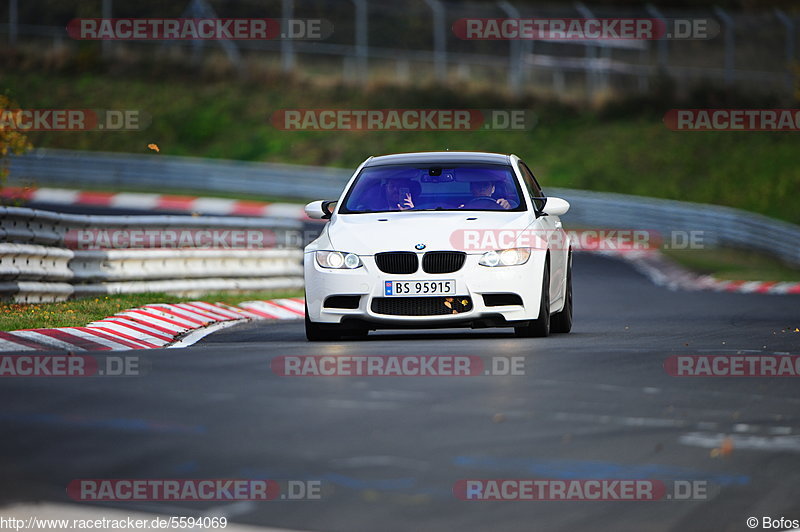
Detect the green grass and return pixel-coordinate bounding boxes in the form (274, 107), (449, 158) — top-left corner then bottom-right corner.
(0, 290), (303, 331)
(2, 72), (799, 223)
(663, 247), (800, 282)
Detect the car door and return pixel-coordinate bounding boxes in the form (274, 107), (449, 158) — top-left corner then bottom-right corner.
(518, 161), (568, 308)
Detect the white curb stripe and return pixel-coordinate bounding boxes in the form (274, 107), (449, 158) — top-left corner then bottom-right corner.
(135, 308), (199, 329)
(64, 328), (142, 350)
(146, 304), (215, 325)
(32, 188), (80, 204)
(238, 301), (296, 319)
(86, 325), (160, 348)
(11, 331), (85, 351)
(0, 339), (38, 352)
(274, 298), (305, 313)
(173, 303), (232, 322)
(94, 318), (175, 342)
(110, 192), (160, 210)
(1, 299), (306, 353)
(118, 311), (189, 333)
(186, 302), (245, 319)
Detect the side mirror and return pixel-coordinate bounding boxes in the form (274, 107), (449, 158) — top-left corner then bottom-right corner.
(542, 197), (570, 216)
(304, 200), (337, 220)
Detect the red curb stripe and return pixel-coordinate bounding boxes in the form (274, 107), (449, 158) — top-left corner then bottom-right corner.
(724, 280), (747, 291)
(75, 327), (150, 349)
(127, 309), (194, 329)
(237, 305), (280, 319)
(181, 303), (234, 321)
(188, 302), (242, 318)
(114, 315), (179, 336)
(87, 326), (159, 348)
(77, 191), (115, 205)
(144, 305), (208, 326)
(31, 329), (112, 351)
(231, 201), (270, 216)
(0, 331), (50, 350)
(98, 319), (173, 342)
(0, 186), (35, 201)
(173, 303), (228, 321)
(156, 195), (196, 210)
(263, 300), (305, 316)
(755, 281), (778, 293)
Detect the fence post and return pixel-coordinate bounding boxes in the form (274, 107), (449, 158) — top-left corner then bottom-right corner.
(424, 0), (447, 81)
(498, 1), (523, 96)
(575, 2), (600, 100)
(713, 7), (735, 86)
(774, 9), (795, 95)
(645, 4), (669, 72)
(101, 0), (112, 58)
(352, 0), (368, 82)
(8, 0), (18, 46)
(282, 0), (295, 72)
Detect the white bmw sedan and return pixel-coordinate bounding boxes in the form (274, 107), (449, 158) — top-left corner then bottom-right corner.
(303, 151), (572, 341)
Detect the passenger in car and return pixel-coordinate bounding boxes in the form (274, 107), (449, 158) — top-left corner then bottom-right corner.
(459, 181), (512, 210)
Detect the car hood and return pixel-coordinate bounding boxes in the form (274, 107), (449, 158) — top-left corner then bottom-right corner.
(326, 211), (533, 255)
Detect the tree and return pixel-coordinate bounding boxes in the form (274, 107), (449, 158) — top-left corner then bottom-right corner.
(0, 94), (34, 199)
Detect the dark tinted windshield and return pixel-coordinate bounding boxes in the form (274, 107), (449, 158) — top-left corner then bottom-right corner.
(339, 164), (525, 214)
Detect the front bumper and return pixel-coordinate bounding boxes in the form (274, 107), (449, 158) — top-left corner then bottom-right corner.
(304, 251), (546, 328)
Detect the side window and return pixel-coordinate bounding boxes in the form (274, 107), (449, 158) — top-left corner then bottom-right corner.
(518, 162), (545, 211)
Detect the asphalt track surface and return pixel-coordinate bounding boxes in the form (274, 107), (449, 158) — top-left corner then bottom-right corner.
(2, 252), (800, 532)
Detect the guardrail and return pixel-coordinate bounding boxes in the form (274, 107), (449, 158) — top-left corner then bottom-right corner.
(0, 205), (305, 302)
(8, 148), (800, 269)
(7, 148), (352, 201)
(552, 188), (800, 266)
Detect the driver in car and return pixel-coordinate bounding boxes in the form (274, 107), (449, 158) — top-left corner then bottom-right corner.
(384, 178), (416, 211)
(460, 181), (512, 210)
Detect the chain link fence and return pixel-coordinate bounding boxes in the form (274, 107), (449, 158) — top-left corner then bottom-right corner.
(2, 0), (797, 100)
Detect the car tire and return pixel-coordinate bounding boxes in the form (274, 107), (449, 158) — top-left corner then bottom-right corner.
(550, 254), (573, 334)
(515, 260), (550, 338)
(305, 302), (343, 342)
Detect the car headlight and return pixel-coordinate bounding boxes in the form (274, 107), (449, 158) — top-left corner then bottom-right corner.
(316, 250), (363, 269)
(479, 248), (531, 267)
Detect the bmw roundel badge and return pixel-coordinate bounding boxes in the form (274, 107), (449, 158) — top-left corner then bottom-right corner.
(415, 243), (426, 250)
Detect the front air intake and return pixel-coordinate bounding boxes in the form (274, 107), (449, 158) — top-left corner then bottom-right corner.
(375, 252), (419, 274)
(422, 251), (466, 274)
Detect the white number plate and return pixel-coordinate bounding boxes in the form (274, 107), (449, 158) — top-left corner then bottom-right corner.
(384, 280), (456, 297)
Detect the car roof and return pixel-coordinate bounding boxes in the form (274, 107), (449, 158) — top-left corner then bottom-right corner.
(364, 151), (512, 167)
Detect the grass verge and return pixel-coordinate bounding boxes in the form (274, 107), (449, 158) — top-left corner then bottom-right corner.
(663, 247), (800, 282)
(3, 72), (799, 224)
(0, 290), (303, 332)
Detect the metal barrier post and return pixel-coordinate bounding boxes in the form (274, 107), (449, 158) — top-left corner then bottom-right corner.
(425, 0), (447, 81)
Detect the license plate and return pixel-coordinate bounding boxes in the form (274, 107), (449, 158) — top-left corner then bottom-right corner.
(384, 280), (456, 297)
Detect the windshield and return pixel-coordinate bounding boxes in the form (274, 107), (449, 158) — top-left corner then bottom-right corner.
(339, 164), (525, 214)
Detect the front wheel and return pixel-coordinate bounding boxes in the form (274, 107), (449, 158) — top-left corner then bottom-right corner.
(515, 261), (550, 338)
(550, 254), (573, 334)
(305, 303), (342, 341)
